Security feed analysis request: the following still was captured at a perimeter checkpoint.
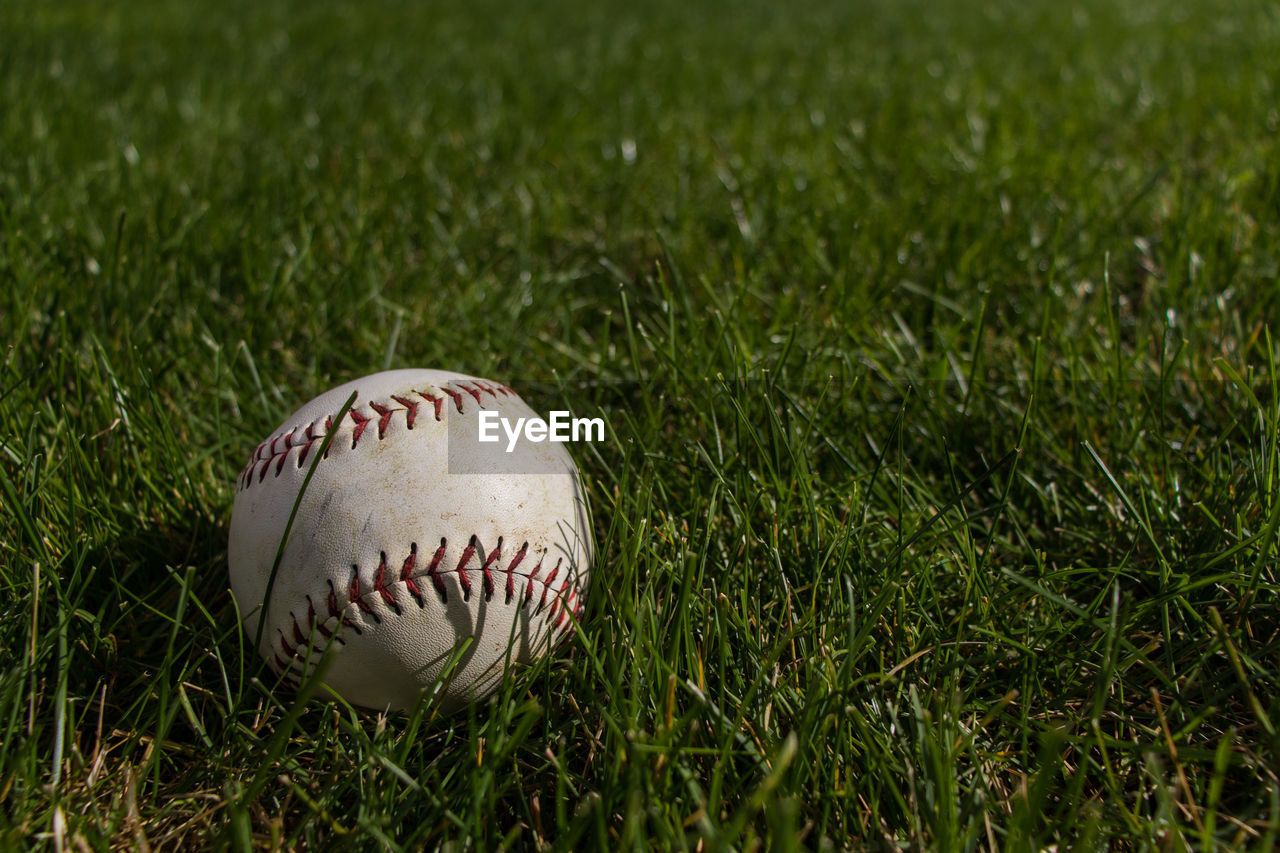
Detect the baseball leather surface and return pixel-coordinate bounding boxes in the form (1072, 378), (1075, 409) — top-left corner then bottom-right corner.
(228, 369), (591, 712)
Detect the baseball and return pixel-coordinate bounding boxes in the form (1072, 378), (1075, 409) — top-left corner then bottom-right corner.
(228, 369), (592, 712)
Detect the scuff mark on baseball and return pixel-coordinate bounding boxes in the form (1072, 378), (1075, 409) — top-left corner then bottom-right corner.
(228, 369), (592, 712)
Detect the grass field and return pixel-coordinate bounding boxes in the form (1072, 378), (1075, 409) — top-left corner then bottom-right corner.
(3, 0), (1280, 848)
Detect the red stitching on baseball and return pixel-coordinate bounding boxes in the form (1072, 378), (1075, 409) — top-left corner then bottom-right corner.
(539, 561), (561, 611)
(349, 409), (372, 448)
(269, 536), (584, 676)
(419, 391), (444, 421)
(456, 536), (477, 600)
(237, 379), (504, 491)
(525, 561), (539, 604)
(504, 542), (528, 602)
(373, 552), (401, 613)
(475, 381), (513, 398)
(349, 567), (376, 618)
(274, 430), (294, 475)
(326, 581), (342, 619)
(480, 537), (502, 600)
(392, 395), (419, 429)
(297, 423), (319, 468)
(401, 542), (423, 605)
(427, 538), (448, 601)
(562, 588), (582, 632)
(370, 402), (394, 439)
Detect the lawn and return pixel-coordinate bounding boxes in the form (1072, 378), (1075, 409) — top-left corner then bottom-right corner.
(2, 0), (1279, 848)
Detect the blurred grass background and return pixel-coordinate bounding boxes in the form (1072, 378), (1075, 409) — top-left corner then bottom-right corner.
(2, 0), (1279, 848)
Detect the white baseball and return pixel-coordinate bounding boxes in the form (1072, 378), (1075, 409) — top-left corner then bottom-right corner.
(228, 369), (592, 712)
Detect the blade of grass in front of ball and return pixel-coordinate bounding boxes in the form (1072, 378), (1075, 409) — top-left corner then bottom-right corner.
(240, 644), (340, 807)
(253, 390), (358, 653)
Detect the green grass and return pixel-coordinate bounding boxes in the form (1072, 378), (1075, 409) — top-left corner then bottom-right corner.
(3, 0), (1280, 848)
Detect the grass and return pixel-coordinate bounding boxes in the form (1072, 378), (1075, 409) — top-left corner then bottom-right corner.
(2, 0), (1279, 847)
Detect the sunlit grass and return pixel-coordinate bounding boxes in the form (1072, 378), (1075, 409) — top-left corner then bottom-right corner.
(2, 0), (1278, 848)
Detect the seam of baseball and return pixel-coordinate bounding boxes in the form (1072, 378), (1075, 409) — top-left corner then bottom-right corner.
(270, 535), (586, 675)
(237, 378), (514, 491)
